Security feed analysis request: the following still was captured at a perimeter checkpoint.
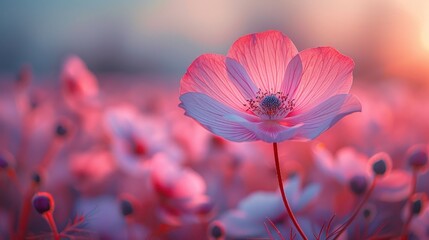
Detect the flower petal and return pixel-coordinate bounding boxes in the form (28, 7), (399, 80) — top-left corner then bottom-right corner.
(238, 191), (283, 220)
(292, 47), (354, 112)
(287, 94), (361, 140)
(179, 92), (259, 142)
(219, 210), (265, 237)
(226, 115), (303, 143)
(227, 30), (298, 92)
(180, 54), (257, 111)
(296, 183), (321, 211)
(280, 54), (303, 97)
(373, 170), (412, 201)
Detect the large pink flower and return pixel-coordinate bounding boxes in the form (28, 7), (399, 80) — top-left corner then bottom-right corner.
(179, 30), (361, 142)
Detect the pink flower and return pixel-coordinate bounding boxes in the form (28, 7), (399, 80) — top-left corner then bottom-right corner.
(150, 158), (212, 225)
(69, 148), (116, 196)
(103, 105), (183, 176)
(179, 30), (361, 142)
(61, 55), (99, 112)
(312, 145), (412, 223)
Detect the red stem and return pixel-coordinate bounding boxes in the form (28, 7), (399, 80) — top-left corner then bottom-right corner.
(273, 143), (307, 240)
(16, 184), (36, 239)
(38, 138), (60, 172)
(45, 212), (60, 240)
(332, 178), (377, 239)
(400, 169), (418, 239)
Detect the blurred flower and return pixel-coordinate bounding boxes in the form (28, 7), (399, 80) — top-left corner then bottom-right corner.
(217, 176), (320, 238)
(69, 148), (116, 196)
(406, 144), (428, 172)
(311, 145), (413, 223)
(408, 194), (429, 239)
(103, 105), (183, 176)
(61, 55), (99, 113)
(151, 158), (212, 225)
(179, 30), (361, 142)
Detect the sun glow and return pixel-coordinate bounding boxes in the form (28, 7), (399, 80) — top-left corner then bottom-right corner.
(421, 22), (429, 51)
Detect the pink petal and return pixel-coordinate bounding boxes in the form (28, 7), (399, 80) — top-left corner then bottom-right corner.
(292, 47), (354, 112)
(227, 115), (303, 143)
(313, 144), (336, 173)
(373, 171), (412, 201)
(179, 93), (259, 142)
(61, 55), (98, 97)
(152, 163), (206, 199)
(180, 54), (257, 111)
(286, 94), (361, 140)
(227, 30), (298, 92)
(280, 54), (303, 97)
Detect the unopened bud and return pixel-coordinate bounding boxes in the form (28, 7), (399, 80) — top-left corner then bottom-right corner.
(407, 145), (428, 171)
(120, 199), (134, 217)
(32, 192), (54, 215)
(349, 175), (368, 195)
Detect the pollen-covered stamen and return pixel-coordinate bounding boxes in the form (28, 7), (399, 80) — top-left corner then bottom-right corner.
(244, 89), (295, 119)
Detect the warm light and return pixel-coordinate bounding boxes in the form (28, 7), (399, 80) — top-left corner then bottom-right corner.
(421, 22), (429, 51)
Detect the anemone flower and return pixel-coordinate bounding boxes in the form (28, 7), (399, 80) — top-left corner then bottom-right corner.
(179, 30), (361, 239)
(179, 30), (361, 143)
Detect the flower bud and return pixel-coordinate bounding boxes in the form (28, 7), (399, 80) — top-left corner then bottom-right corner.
(32, 192), (54, 215)
(120, 199), (134, 217)
(55, 124), (68, 137)
(406, 145), (428, 171)
(32, 172), (42, 185)
(0, 155), (8, 169)
(349, 175), (368, 195)
(372, 160), (387, 175)
(0, 151), (14, 170)
(369, 152), (392, 177)
(361, 204), (376, 222)
(410, 193), (427, 216)
(209, 221), (224, 239)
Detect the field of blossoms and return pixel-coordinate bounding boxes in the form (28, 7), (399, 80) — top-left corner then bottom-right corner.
(2, 2), (429, 240)
(0, 45), (428, 239)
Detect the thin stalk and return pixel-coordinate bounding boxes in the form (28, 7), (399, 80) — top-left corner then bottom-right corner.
(273, 143), (307, 240)
(16, 183), (37, 239)
(400, 169), (418, 239)
(45, 212), (60, 240)
(331, 178), (377, 239)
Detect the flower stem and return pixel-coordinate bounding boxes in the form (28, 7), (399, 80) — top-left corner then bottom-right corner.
(272, 143), (307, 240)
(331, 178), (377, 239)
(400, 169), (418, 239)
(45, 212), (60, 240)
(16, 183), (37, 239)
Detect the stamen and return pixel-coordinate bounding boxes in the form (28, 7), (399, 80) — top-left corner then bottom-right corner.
(244, 89), (294, 119)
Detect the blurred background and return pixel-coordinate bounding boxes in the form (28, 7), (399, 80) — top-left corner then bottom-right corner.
(2, 1), (429, 239)
(1, 0), (429, 87)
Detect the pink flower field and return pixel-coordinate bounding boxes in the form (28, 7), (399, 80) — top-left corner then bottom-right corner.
(1, 1), (429, 239)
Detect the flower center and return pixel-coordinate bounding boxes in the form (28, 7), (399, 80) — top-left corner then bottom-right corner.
(129, 137), (147, 156)
(245, 89), (295, 119)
